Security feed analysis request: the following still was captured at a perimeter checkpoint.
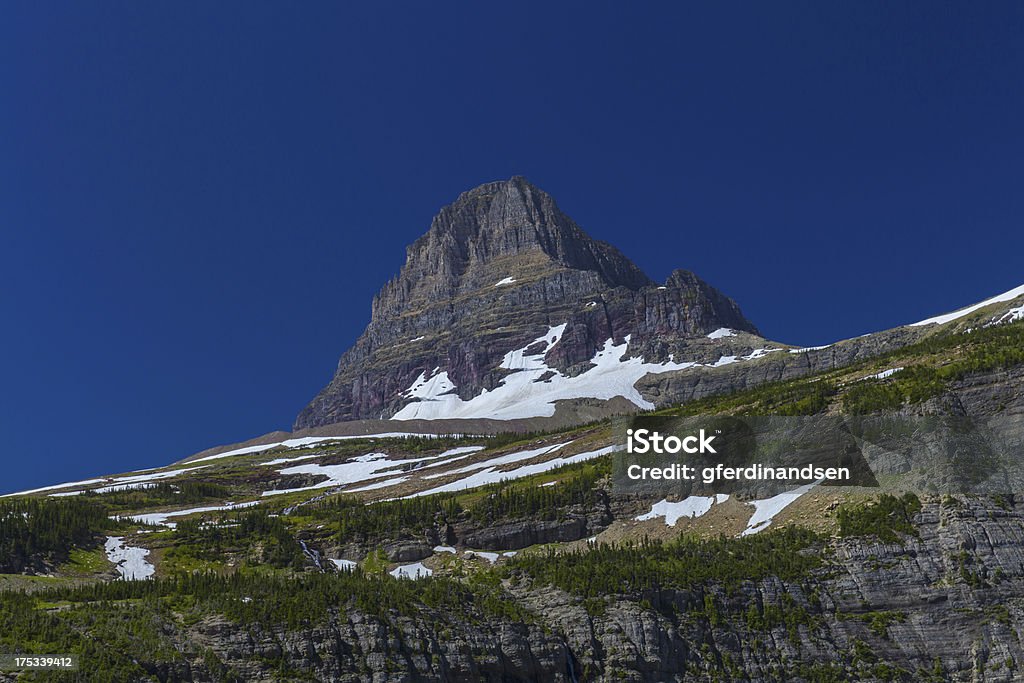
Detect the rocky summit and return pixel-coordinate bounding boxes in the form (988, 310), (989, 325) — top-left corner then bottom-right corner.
(295, 177), (757, 428)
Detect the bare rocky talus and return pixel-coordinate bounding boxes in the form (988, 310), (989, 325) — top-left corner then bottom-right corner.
(295, 177), (757, 428)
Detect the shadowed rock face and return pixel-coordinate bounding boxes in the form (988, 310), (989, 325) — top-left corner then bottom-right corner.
(295, 177), (757, 428)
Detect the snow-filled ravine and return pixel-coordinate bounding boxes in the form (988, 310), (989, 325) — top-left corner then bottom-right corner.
(392, 325), (779, 421)
(105, 536), (155, 580)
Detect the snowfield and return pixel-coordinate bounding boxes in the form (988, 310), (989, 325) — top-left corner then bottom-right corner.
(105, 536), (155, 580)
(393, 325), (712, 420)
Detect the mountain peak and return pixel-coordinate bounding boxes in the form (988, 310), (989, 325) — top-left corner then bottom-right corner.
(399, 177), (652, 298)
(295, 180), (757, 428)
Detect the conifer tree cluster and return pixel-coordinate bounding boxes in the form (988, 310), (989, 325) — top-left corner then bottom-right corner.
(0, 498), (108, 572)
(508, 526), (823, 598)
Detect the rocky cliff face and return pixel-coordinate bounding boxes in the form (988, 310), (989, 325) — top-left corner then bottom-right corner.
(15, 497), (1020, 683)
(295, 177), (757, 428)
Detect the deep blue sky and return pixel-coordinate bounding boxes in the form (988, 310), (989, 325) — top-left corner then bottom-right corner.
(3, 3), (1023, 493)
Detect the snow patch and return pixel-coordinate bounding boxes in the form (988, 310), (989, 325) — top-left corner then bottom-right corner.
(709, 348), (779, 367)
(741, 481), (819, 536)
(97, 466), (208, 491)
(707, 328), (737, 339)
(472, 551), (499, 563)
(390, 562), (432, 579)
(861, 367), (904, 381)
(345, 476), (409, 493)
(34, 466), (208, 498)
(193, 433), (447, 463)
(433, 545), (456, 554)
(403, 369), (456, 400)
(494, 277), (517, 287)
(105, 536), (155, 580)
(406, 445), (618, 498)
(438, 446), (486, 458)
(789, 344), (832, 354)
(330, 558), (357, 571)
(82, 483), (159, 496)
(124, 501), (260, 529)
(994, 303), (1024, 325)
(635, 494), (729, 526)
(261, 453), (322, 467)
(263, 451), (453, 497)
(423, 442), (571, 480)
(2, 478), (108, 498)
